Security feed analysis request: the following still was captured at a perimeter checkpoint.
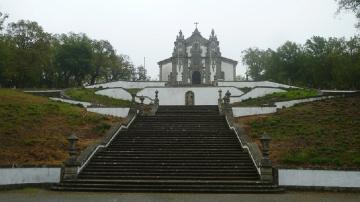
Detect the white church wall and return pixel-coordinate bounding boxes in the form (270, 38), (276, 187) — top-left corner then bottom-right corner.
(95, 88), (132, 101)
(137, 87), (244, 105)
(218, 81), (297, 89)
(86, 81), (166, 89)
(221, 61), (234, 81)
(87, 107), (130, 118)
(161, 62), (172, 81)
(230, 87), (286, 103)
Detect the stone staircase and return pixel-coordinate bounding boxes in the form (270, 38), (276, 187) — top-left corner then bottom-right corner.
(54, 105), (281, 192)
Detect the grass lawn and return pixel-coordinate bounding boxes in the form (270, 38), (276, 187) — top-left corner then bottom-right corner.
(0, 89), (123, 166)
(65, 88), (132, 107)
(236, 95), (360, 169)
(233, 88), (319, 107)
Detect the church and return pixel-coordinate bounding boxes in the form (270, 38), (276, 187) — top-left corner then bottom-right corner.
(158, 28), (238, 85)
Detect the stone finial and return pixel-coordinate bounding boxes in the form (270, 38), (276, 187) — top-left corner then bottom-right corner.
(223, 90), (231, 106)
(139, 96), (145, 115)
(139, 96), (145, 104)
(154, 90), (159, 106)
(225, 90), (231, 98)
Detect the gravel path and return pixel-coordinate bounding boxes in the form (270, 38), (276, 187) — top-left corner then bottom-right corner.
(0, 188), (360, 202)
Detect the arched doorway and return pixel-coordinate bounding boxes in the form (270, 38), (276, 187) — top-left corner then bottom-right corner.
(185, 91), (194, 106)
(192, 71), (201, 84)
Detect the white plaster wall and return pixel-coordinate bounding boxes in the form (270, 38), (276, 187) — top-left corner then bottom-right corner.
(137, 87), (243, 105)
(232, 107), (277, 117)
(86, 81), (166, 89)
(230, 88), (286, 103)
(95, 88), (132, 101)
(87, 108), (129, 118)
(161, 62), (172, 82)
(218, 81), (297, 89)
(279, 169), (360, 188)
(275, 96), (332, 108)
(0, 168), (60, 185)
(221, 61), (234, 81)
(50, 98), (92, 107)
(232, 96), (334, 117)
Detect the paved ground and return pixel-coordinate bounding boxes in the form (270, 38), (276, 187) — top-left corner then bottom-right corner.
(0, 189), (360, 202)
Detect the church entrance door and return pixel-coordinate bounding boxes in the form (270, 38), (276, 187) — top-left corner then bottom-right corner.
(185, 91), (194, 106)
(192, 71), (201, 85)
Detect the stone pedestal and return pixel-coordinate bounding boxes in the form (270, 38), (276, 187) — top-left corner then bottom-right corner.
(260, 133), (273, 182)
(61, 134), (80, 181)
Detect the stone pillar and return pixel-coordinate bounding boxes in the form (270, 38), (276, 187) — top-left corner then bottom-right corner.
(139, 96), (145, 116)
(61, 133), (80, 181)
(223, 90), (231, 112)
(218, 89), (222, 105)
(154, 90), (159, 107)
(260, 133), (273, 182)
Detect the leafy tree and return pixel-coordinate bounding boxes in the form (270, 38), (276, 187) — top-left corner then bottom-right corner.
(136, 65), (148, 81)
(337, 0), (360, 28)
(242, 48), (266, 81)
(5, 20), (52, 88)
(54, 33), (93, 87)
(89, 40), (115, 85)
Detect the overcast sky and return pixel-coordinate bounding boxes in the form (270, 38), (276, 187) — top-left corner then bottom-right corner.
(0, 0), (358, 79)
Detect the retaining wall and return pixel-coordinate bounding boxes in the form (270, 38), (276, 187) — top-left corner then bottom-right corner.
(0, 168), (60, 186)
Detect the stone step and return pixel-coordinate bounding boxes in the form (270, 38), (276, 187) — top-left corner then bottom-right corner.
(76, 175), (260, 181)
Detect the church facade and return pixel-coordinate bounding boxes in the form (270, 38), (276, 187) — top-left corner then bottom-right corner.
(158, 28), (237, 85)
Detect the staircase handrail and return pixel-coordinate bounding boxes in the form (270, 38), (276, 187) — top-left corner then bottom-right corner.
(218, 90), (264, 175)
(75, 107), (138, 174)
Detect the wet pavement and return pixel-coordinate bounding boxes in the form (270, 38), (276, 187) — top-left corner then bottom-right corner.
(0, 188), (359, 202)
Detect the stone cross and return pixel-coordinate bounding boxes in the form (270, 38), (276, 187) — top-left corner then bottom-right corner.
(194, 22), (199, 28)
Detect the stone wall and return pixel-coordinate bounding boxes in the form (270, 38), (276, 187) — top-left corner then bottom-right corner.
(86, 108), (130, 118)
(230, 87), (286, 103)
(137, 87), (243, 105)
(86, 81), (166, 89)
(0, 168), (60, 185)
(279, 169), (360, 188)
(95, 88), (132, 101)
(218, 81), (297, 89)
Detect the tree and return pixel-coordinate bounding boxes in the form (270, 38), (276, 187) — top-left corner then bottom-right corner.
(54, 33), (93, 87)
(5, 20), (52, 88)
(0, 12), (8, 31)
(242, 48), (267, 81)
(136, 65), (148, 81)
(89, 40), (115, 85)
(107, 54), (134, 81)
(337, 0), (360, 28)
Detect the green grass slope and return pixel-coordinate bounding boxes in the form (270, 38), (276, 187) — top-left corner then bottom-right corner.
(0, 89), (122, 166)
(237, 95), (360, 168)
(233, 89), (319, 107)
(65, 88), (132, 107)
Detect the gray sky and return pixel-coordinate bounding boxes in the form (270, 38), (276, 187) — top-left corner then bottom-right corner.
(0, 0), (358, 80)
